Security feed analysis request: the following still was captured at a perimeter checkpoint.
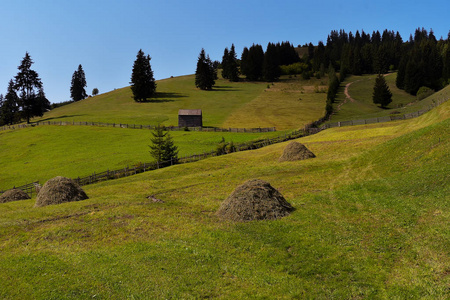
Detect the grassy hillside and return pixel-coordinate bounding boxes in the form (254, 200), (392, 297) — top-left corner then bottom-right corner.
(35, 75), (327, 130)
(1, 99), (448, 298)
(330, 73), (449, 122)
(0, 74), (327, 190)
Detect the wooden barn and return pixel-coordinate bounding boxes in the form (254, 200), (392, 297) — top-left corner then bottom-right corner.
(178, 109), (203, 127)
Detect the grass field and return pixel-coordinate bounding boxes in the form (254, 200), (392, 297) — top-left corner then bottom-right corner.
(1, 74), (326, 190)
(0, 126), (282, 190)
(329, 73), (449, 122)
(34, 75), (326, 130)
(0, 98), (448, 298)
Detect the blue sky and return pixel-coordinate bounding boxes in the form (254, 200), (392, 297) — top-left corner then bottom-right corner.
(1, 0), (449, 103)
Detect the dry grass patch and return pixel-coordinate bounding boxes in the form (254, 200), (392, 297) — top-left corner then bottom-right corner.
(279, 141), (316, 162)
(0, 189), (30, 203)
(216, 179), (294, 221)
(35, 176), (89, 207)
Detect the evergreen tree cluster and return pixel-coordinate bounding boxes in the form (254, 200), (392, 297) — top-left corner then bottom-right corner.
(221, 44), (239, 82)
(70, 64), (88, 101)
(195, 49), (217, 90)
(309, 28), (450, 95)
(396, 28), (448, 95)
(0, 52), (50, 125)
(240, 41), (300, 81)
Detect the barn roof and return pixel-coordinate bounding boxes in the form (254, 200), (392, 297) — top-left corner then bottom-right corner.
(178, 109), (202, 116)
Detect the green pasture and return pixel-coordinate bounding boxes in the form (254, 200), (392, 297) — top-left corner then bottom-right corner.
(0, 126), (282, 190)
(34, 75), (326, 130)
(329, 73), (448, 122)
(0, 100), (448, 298)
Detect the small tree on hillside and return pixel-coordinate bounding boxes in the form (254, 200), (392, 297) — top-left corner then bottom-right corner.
(195, 48), (216, 90)
(92, 88), (99, 96)
(70, 64), (88, 101)
(372, 74), (392, 108)
(149, 125), (179, 167)
(130, 49), (156, 102)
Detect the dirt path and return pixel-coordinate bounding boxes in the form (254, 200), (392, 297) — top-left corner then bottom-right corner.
(337, 73), (391, 112)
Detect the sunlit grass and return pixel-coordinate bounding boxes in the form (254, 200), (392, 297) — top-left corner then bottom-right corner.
(0, 126), (282, 190)
(330, 73), (449, 122)
(1, 101), (448, 298)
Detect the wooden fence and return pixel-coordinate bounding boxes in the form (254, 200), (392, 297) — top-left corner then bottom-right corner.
(0, 121), (276, 133)
(321, 97), (448, 129)
(2, 96), (448, 196)
(0, 129), (306, 195)
(0, 181), (40, 198)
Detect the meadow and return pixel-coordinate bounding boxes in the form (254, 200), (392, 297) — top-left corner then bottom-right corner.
(0, 73), (449, 299)
(1, 74), (327, 190)
(0, 99), (448, 298)
(329, 73), (448, 122)
(36, 75), (327, 130)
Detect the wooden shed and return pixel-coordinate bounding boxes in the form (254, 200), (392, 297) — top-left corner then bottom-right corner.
(178, 109), (202, 127)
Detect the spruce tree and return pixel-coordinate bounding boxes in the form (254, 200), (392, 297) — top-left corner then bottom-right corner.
(2, 80), (20, 125)
(70, 64), (87, 101)
(130, 49), (156, 102)
(221, 47), (230, 79)
(245, 44), (264, 81)
(240, 47), (249, 77)
(263, 42), (281, 81)
(14, 52), (48, 123)
(372, 74), (392, 108)
(149, 125), (178, 166)
(195, 49), (216, 90)
(227, 44), (239, 82)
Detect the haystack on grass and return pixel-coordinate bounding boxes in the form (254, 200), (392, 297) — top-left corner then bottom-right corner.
(216, 179), (294, 222)
(35, 176), (88, 207)
(0, 189), (30, 203)
(279, 141), (315, 162)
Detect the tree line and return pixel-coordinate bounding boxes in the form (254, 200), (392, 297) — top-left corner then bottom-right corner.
(313, 28), (450, 95)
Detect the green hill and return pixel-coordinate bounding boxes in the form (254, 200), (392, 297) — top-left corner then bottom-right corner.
(35, 75), (327, 130)
(0, 94), (448, 298)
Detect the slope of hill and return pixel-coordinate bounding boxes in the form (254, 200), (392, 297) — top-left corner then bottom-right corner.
(330, 73), (448, 122)
(0, 99), (448, 298)
(35, 75), (327, 130)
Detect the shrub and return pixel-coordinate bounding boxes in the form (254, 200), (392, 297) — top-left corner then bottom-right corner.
(416, 86), (434, 100)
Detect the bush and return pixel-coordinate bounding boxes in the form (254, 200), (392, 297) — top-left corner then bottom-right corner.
(416, 86), (434, 100)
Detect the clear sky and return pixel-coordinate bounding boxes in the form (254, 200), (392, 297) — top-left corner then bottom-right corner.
(1, 0), (449, 103)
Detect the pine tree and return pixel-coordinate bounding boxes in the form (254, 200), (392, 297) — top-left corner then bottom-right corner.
(70, 64), (88, 101)
(240, 47), (249, 77)
(221, 47), (230, 79)
(13, 52), (48, 123)
(263, 42), (281, 81)
(227, 44), (239, 82)
(372, 74), (392, 108)
(195, 49), (216, 90)
(149, 125), (178, 167)
(130, 49), (156, 102)
(2, 80), (20, 125)
(245, 44), (264, 81)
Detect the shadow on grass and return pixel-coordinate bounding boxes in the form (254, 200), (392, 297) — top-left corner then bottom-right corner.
(35, 115), (86, 122)
(210, 85), (241, 92)
(139, 92), (187, 103)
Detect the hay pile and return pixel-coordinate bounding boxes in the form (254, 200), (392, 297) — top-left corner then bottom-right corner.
(0, 189), (30, 203)
(216, 179), (294, 222)
(279, 141), (315, 162)
(35, 176), (88, 207)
